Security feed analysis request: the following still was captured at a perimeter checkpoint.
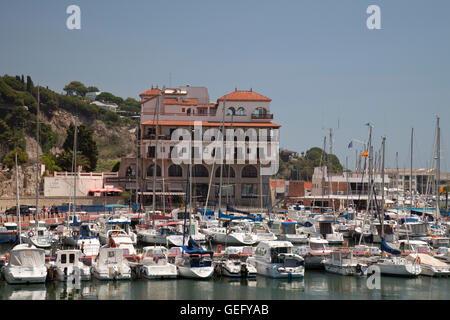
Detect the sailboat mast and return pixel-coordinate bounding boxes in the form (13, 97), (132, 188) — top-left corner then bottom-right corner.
(218, 97), (226, 211)
(410, 128), (414, 213)
(436, 116), (440, 219)
(15, 151), (22, 244)
(73, 116), (78, 214)
(35, 86), (40, 223)
(152, 93), (160, 223)
(381, 136), (386, 239)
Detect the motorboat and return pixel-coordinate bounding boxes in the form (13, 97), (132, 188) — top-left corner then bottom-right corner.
(318, 218), (344, 245)
(276, 220), (308, 244)
(375, 256), (422, 277)
(174, 238), (214, 279)
(98, 215), (137, 245)
(1, 243), (47, 284)
(0, 223), (19, 243)
(21, 221), (53, 250)
(247, 241), (305, 278)
(323, 250), (368, 276)
(300, 237), (332, 269)
(139, 246), (177, 279)
(202, 220), (258, 246)
(406, 253), (450, 277)
(137, 221), (185, 246)
(251, 223), (277, 242)
(76, 223), (101, 257)
(214, 246), (256, 278)
(434, 247), (450, 263)
(91, 247), (131, 280)
(51, 249), (91, 281)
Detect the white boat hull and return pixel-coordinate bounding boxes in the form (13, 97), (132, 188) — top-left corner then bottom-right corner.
(177, 266), (214, 279)
(2, 266), (47, 284)
(141, 265), (178, 279)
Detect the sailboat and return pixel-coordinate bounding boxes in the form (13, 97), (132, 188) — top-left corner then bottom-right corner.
(1, 152), (48, 284)
(374, 136), (421, 277)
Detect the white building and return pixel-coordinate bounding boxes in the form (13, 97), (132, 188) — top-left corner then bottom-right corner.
(91, 100), (118, 112)
(86, 91), (101, 100)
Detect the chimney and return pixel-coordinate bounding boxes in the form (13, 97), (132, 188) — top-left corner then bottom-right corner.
(250, 88), (252, 92)
(235, 87), (237, 91)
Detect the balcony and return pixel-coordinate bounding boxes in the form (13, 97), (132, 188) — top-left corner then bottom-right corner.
(251, 113), (273, 120)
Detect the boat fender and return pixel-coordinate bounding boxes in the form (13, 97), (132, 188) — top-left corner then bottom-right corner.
(28, 231), (34, 238)
(5, 253), (9, 263)
(417, 256), (421, 264)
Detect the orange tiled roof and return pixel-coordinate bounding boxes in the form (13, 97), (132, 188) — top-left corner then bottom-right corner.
(164, 98), (199, 106)
(217, 89), (271, 102)
(141, 120), (281, 128)
(139, 88), (162, 97)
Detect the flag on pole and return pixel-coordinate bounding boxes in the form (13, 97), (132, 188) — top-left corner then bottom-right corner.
(348, 141), (353, 149)
(361, 150), (368, 157)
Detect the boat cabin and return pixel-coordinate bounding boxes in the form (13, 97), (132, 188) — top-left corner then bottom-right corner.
(55, 250), (81, 267)
(142, 246), (169, 265)
(399, 240), (432, 254)
(95, 247), (125, 265)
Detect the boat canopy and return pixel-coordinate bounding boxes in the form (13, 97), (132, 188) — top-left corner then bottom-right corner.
(218, 209), (262, 222)
(104, 204), (128, 208)
(9, 246), (45, 267)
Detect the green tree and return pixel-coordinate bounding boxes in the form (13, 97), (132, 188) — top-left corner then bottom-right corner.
(86, 86), (99, 92)
(26, 75), (34, 93)
(119, 97), (140, 112)
(96, 92), (123, 105)
(111, 160), (120, 172)
(63, 81), (88, 97)
(55, 150), (90, 172)
(2, 147), (28, 168)
(40, 152), (62, 172)
(62, 124), (99, 171)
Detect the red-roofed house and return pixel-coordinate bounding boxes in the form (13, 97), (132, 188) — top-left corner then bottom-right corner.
(112, 85), (280, 209)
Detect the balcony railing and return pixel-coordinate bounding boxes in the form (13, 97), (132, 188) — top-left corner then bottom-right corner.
(251, 113), (273, 120)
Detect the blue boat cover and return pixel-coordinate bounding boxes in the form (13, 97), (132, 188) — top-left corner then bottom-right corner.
(181, 238), (213, 256)
(226, 205), (250, 215)
(381, 238), (401, 255)
(440, 209), (450, 216)
(198, 209), (214, 216)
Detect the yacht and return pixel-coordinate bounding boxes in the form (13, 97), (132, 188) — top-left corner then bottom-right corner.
(300, 238), (332, 269)
(202, 220), (258, 246)
(375, 256), (422, 277)
(323, 250), (368, 276)
(318, 218), (344, 245)
(139, 246), (177, 279)
(214, 246), (256, 278)
(276, 220), (308, 244)
(98, 215), (137, 245)
(174, 239), (214, 279)
(406, 253), (450, 277)
(91, 247), (131, 280)
(2, 244), (47, 284)
(21, 221), (53, 250)
(137, 221), (185, 246)
(51, 249), (91, 281)
(0, 223), (19, 243)
(76, 223), (101, 257)
(247, 241), (305, 278)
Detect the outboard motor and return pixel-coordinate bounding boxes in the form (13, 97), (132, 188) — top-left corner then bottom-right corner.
(240, 264), (248, 278)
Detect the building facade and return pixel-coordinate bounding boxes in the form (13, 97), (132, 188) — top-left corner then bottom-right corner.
(112, 86), (280, 209)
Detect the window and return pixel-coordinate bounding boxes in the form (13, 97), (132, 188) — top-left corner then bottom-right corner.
(148, 146), (156, 158)
(61, 254), (67, 264)
(242, 165), (257, 178)
(147, 165), (162, 176)
(242, 184), (258, 198)
(69, 254), (75, 264)
(125, 166), (136, 177)
(192, 164), (209, 177)
(236, 107), (245, 116)
(215, 165), (235, 178)
(168, 164), (183, 177)
(227, 107), (235, 115)
(108, 251), (115, 258)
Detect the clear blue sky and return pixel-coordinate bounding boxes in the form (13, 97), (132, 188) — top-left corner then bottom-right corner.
(1, 0), (449, 172)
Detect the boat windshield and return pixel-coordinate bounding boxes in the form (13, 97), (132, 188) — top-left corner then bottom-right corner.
(310, 242), (327, 251)
(270, 247), (290, 263)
